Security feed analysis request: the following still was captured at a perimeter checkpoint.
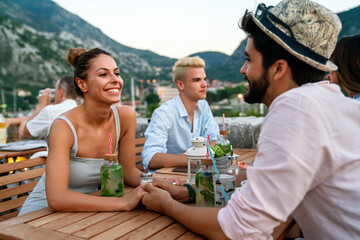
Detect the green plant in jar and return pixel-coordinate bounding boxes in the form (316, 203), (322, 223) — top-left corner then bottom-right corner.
(100, 154), (124, 197)
(215, 130), (231, 154)
(195, 159), (214, 207)
(211, 145), (225, 157)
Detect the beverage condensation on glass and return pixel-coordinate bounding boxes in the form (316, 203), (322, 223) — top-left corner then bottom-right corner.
(215, 130), (231, 154)
(195, 158), (215, 207)
(100, 154), (124, 197)
(213, 173), (236, 207)
(140, 169), (153, 183)
(195, 168), (214, 207)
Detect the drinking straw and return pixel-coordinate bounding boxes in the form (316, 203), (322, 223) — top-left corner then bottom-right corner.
(206, 142), (229, 203)
(109, 133), (113, 154)
(206, 134), (210, 159)
(222, 113), (225, 142)
(206, 134), (210, 170)
(108, 133), (113, 166)
(222, 113), (225, 131)
(107, 133), (113, 189)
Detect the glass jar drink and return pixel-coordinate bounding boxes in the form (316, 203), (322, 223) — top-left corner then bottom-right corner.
(185, 137), (213, 185)
(0, 113), (7, 144)
(140, 169), (153, 183)
(100, 154), (124, 197)
(195, 158), (214, 207)
(213, 156), (235, 207)
(215, 130), (231, 154)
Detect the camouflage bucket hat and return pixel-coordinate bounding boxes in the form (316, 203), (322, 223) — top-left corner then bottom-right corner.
(252, 0), (342, 72)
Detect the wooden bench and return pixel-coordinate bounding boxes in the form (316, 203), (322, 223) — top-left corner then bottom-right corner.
(0, 157), (46, 221)
(135, 137), (145, 171)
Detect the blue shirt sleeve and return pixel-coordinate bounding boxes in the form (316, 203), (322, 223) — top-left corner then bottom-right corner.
(142, 107), (173, 169)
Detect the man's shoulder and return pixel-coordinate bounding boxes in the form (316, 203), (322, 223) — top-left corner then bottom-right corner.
(277, 82), (341, 104)
(39, 100), (77, 117)
(154, 98), (177, 113)
(48, 100), (77, 109)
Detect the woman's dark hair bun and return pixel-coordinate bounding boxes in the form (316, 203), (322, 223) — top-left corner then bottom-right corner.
(67, 48), (87, 67)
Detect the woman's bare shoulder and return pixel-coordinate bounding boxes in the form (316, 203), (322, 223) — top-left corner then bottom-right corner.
(116, 105), (136, 118)
(51, 107), (81, 133)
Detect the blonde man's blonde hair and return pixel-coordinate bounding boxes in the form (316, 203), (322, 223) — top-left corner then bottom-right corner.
(172, 56), (205, 83)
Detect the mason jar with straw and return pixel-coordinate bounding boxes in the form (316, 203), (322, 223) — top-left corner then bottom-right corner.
(100, 133), (124, 197)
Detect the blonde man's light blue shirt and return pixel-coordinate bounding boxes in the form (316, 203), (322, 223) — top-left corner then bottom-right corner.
(142, 95), (219, 169)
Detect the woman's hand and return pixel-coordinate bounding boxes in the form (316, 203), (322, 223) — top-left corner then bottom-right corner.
(120, 185), (147, 211)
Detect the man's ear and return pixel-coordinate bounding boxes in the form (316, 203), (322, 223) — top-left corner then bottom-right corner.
(59, 88), (65, 98)
(273, 59), (288, 81)
(176, 80), (184, 91)
(326, 74), (331, 81)
(76, 77), (88, 93)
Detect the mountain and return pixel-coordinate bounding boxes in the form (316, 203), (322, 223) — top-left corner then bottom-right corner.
(189, 51), (229, 68)
(338, 5), (360, 38)
(0, 0), (176, 110)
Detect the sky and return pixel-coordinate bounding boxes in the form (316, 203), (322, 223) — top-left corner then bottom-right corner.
(52, 0), (360, 59)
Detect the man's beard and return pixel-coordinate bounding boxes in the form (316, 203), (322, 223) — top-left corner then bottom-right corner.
(243, 71), (269, 104)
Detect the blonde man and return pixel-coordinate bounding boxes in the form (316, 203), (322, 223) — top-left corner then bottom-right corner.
(142, 56), (219, 170)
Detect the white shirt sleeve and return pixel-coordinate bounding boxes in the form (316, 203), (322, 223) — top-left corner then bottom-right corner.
(26, 107), (52, 138)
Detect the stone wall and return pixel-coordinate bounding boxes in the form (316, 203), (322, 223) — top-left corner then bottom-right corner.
(136, 117), (263, 149)
(7, 117), (263, 149)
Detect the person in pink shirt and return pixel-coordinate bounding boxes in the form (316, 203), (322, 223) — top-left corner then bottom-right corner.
(141, 0), (360, 239)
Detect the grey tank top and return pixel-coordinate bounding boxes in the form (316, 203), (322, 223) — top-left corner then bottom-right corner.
(19, 106), (121, 216)
(57, 105), (121, 192)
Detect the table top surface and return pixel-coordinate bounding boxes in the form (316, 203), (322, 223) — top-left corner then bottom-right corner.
(0, 140), (47, 159)
(0, 148), (47, 159)
(0, 148), (292, 240)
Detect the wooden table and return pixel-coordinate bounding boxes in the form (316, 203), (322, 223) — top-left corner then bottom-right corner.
(0, 149), (294, 240)
(0, 185), (203, 240)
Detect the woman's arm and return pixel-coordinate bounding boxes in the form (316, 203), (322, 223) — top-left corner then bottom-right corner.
(117, 105), (143, 186)
(45, 118), (145, 212)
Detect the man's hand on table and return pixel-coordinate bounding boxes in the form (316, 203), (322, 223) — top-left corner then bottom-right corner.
(150, 178), (189, 203)
(141, 182), (175, 214)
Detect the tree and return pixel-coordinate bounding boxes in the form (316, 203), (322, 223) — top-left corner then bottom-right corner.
(145, 93), (161, 118)
(145, 93), (160, 105)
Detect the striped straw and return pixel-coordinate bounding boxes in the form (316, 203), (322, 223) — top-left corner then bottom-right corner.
(106, 133), (113, 189)
(109, 133), (113, 167)
(109, 133), (112, 154)
(222, 113), (225, 142)
(222, 113), (225, 131)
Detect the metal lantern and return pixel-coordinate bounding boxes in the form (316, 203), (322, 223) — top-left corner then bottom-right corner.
(184, 137), (214, 184)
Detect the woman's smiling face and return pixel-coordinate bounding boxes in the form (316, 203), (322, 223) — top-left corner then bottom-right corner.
(86, 54), (124, 104)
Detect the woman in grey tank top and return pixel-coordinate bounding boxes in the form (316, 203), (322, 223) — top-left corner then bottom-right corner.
(20, 48), (146, 215)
